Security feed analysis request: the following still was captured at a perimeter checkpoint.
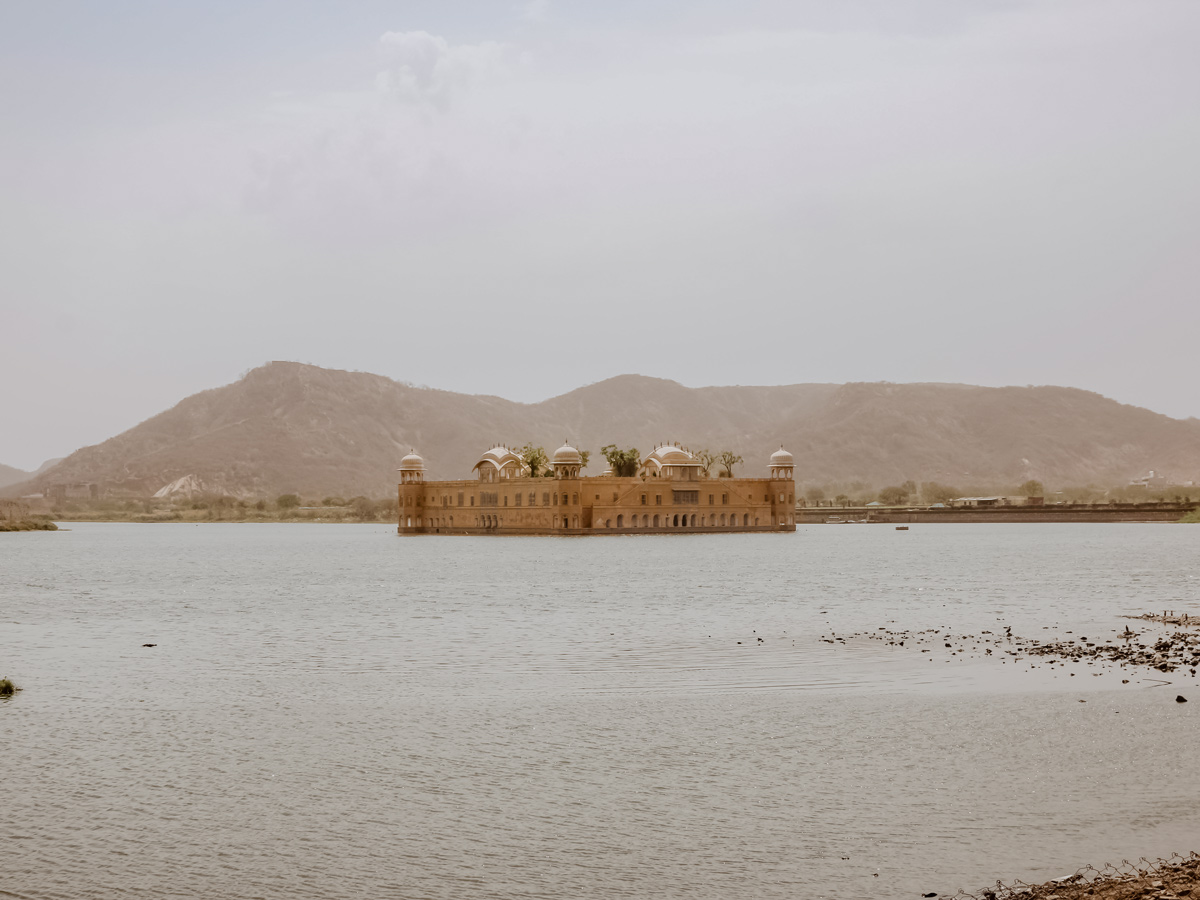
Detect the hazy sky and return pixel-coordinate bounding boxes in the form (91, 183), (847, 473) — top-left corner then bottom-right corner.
(2, 1), (1198, 470)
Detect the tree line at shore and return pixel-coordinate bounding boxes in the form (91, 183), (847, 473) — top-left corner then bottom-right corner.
(800, 478), (1197, 508)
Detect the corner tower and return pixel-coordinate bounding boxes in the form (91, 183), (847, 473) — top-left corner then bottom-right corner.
(768, 446), (796, 530)
(398, 450), (425, 532)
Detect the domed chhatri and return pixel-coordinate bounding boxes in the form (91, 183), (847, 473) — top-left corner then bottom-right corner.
(769, 446), (794, 480)
(639, 444), (703, 479)
(552, 442), (583, 479)
(770, 447), (794, 466)
(472, 446), (529, 483)
(398, 441), (796, 536)
(552, 443), (583, 466)
(398, 450), (425, 484)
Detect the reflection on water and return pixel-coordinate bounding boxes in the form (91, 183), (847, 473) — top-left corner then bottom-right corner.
(1, 523), (1198, 898)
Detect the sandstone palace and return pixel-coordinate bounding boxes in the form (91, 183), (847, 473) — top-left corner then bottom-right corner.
(397, 444), (796, 535)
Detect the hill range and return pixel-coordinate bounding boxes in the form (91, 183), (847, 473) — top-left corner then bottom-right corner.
(6, 362), (1200, 499)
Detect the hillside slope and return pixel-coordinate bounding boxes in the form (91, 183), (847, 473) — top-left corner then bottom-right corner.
(0, 463), (32, 489)
(8, 362), (1200, 498)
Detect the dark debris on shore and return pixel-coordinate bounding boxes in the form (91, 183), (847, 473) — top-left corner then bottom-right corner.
(818, 610), (1200, 680)
(950, 851), (1200, 900)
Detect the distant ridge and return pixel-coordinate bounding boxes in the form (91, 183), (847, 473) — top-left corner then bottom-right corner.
(6, 361), (1200, 498)
(0, 463), (32, 490)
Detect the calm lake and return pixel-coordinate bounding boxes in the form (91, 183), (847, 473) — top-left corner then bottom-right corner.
(2, 523), (1198, 899)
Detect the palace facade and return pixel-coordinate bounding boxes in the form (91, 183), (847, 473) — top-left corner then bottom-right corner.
(397, 443), (796, 535)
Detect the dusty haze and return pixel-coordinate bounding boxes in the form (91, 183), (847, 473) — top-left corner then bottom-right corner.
(2, 1), (1198, 470)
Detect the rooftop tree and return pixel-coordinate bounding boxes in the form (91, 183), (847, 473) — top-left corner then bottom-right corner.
(601, 445), (641, 477)
(717, 451), (743, 477)
(521, 444), (549, 478)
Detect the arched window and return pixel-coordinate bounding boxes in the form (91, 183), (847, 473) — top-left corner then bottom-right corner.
(653, 514), (660, 527)
(643, 515), (649, 527)
(616, 514), (623, 527)
(605, 519), (611, 528)
(672, 514), (679, 527)
(720, 514), (726, 526)
(689, 514), (696, 526)
(743, 513), (750, 526)
(572, 515), (578, 528)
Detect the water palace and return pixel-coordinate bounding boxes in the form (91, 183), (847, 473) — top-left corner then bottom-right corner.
(397, 443), (796, 535)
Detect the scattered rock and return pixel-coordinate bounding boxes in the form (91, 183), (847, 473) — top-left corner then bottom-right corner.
(1177, 695), (1188, 703)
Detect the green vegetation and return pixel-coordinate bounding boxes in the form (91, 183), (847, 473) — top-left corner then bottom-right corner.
(579, 450), (590, 470)
(1182, 509), (1200, 524)
(0, 519), (58, 532)
(276, 493), (300, 509)
(878, 485), (910, 506)
(717, 450), (742, 477)
(520, 444), (549, 477)
(0, 678), (18, 696)
(601, 445), (641, 477)
(1019, 479), (1045, 496)
(695, 449), (715, 477)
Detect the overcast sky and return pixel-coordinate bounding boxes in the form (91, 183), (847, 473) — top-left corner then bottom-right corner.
(2, 0), (1198, 470)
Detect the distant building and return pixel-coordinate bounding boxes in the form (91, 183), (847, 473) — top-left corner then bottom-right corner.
(1129, 470), (1170, 490)
(398, 444), (796, 534)
(47, 482), (99, 502)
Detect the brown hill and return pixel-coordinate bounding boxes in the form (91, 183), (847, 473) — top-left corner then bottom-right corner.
(0, 463), (33, 490)
(8, 362), (1200, 498)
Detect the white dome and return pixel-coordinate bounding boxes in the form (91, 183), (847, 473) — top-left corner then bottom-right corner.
(658, 447), (693, 465)
(399, 451), (425, 471)
(473, 446), (526, 472)
(770, 447), (794, 466)
(552, 443), (583, 466)
(645, 445), (700, 466)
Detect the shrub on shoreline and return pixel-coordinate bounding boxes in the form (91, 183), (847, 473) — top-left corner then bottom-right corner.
(0, 519), (58, 532)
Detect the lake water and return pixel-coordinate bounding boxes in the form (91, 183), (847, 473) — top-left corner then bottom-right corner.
(2, 523), (1198, 899)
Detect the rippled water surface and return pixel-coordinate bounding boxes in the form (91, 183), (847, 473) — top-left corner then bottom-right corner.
(2, 523), (1198, 899)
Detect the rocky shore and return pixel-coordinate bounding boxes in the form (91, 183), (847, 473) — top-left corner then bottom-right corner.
(960, 852), (1200, 899)
(829, 611), (1200, 681)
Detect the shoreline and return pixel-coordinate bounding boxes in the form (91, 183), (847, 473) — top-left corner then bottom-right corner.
(0, 519), (58, 532)
(800, 505), (1197, 525)
(963, 851), (1200, 899)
